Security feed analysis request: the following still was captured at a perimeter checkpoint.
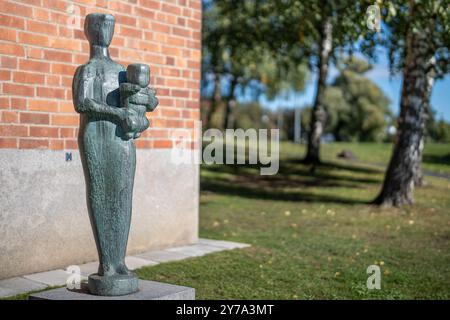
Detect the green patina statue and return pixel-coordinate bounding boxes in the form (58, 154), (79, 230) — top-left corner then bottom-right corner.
(72, 13), (158, 296)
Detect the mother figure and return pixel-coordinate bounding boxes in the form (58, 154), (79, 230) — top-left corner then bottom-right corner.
(72, 13), (158, 296)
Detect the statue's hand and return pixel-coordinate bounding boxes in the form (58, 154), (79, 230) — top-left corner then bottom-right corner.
(83, 97), (127, 121)
(128, 87), (158, 112)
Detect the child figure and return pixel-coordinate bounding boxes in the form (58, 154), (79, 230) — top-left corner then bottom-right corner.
(120, 63), (157, 139)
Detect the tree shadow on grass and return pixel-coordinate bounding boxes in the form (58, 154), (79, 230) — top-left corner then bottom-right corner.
(285, 158), (384, 174)
(423, 153), (450, 166)
(201, 159), (379, 205)
(200, 179), (370, 205)
(203, 159), (383, 186)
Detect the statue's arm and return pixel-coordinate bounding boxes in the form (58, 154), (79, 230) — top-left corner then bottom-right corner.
(120, 82), (141, 94)
(72, 66), (126, 120)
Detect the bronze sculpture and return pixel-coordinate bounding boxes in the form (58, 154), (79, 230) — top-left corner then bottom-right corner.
(72, 13), (158, 296)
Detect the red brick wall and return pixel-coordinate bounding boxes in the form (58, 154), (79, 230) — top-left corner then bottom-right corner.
(0, 0), (201, 150)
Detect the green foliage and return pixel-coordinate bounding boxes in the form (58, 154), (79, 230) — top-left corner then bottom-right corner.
(202, 1), (309, 102)
(426, 109), (450, 143)
(362, 0), (450, 78)
(233, 102), (275, 131)
(323, 57), (392, 142)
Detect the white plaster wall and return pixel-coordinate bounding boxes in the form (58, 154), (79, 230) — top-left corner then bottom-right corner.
(0, 149), (199, 279)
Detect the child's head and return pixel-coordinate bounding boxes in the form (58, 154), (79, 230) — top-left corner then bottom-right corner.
(126, 63), (150, 87)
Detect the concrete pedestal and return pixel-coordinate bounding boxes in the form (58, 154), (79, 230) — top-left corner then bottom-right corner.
(29, 280), (195, 300)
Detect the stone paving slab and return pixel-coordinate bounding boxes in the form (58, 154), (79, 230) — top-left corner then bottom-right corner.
(137, 250), (189, 263)
(166, 243), (225, 257)
(0, 277), (47, 297)
(199, 238), (251, 249)
(0, 238), (249, 299)
(125, 256), (158, 270)
(23, 269), (80, 287)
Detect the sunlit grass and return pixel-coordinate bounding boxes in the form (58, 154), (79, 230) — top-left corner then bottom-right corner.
(137, 142), (450, 299)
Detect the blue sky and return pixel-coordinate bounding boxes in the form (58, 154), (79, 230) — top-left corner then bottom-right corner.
(258, 52), (450, 122)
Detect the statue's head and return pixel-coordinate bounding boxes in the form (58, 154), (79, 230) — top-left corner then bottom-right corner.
(84, 13), (115, 47)
(126, 64), (150, 87)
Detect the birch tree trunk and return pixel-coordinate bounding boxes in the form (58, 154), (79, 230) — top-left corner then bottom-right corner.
(205, 73), (221, 129)
(413, 64), (435, 186)
(223, 78), (237, 130)
(374, 29), (433, 206)
(303, 18), (332, 164)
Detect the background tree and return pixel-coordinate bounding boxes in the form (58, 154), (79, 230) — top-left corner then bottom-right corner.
(264, 0), (373, 164)
(323, 57), (392, 142)
(369, 0), (450, 206)
(201, 1), (308, 130)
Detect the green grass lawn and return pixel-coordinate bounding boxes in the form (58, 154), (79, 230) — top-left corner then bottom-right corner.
(7, 142), (449, 300)
(136, 142), (450, 299)
(281, 142), (450, 176)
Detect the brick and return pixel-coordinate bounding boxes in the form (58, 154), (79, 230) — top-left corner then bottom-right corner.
(0, 97), (10, 109)
(1, 56), (17, 69)
(134, 139), (153, 148)
(49, 139), (64, 150)
(160, 108), (181, 118)
(51, 114), (78, 126)
(152, 22), (170, 33)
(167, 36), (184, 47)
(27, 20), (58, 36)
(30, 126), (59, 138)
(1, 110), (18, 123)
(44, 50), (72, 63)
(135, 7), (155, 19)
(0, 70), (11, 81)
(20, 112), (49, 124)
(19, 32), (50, 46)
(13, 71), (45, 84)
(46, 75), (60, 86)
(49, 38), (81, 52)
(19, 59), (50, 73)
(162, 3), (182, 15)
(0, 137), (17, 148)
(27, 47), (43, 59)
(10, 98), (27, 110)
(140, 0), (160, 10)
(0, 2), (33, 18)
(110, 1), (133, 14)
(172, 89), (189, 98)
(33, 7), (50, 21)
(29, 99), (59, 112)
(3, 83), (34, 97)
(51, 63), (77, 77)
(58, 26), (73, 38)
(0, 13), (25, 29)
(153, 140), (173, 148)
(37, 87), (65, 99)
(0, 43), (25, 56)
(0, 124), (28, 137)
(0, 28), (17, 42)
(64, 139), (78, 149)
(19, 138), (49, 149)
(59, 101), (75, 113)
(172, 27), (190, 37)
(59, 127), (75, 138)
(119, 26), (142, 38)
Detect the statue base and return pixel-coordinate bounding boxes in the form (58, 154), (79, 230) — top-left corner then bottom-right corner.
(29, 280), (195, 300)
(88, 273), (139, 296)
